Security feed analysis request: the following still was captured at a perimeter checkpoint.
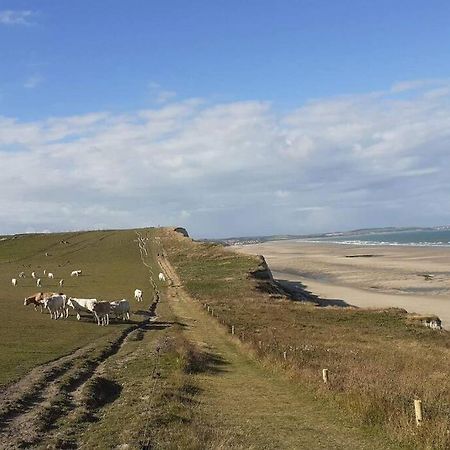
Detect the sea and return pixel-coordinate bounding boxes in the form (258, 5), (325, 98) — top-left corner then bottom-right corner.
(299, 229), (450, 247)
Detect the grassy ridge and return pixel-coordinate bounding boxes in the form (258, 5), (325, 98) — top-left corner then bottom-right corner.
(0, 229), (155, 386)
(160, 229), (450, 449)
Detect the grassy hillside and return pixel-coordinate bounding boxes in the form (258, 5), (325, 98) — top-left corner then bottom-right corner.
(160, 229), (450, 449)
(0, 229), (156, 386)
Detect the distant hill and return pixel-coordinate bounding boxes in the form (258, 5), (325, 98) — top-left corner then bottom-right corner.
(206, 225), (450, 246)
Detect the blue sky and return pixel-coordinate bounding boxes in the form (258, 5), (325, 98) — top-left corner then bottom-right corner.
(1, 1), (450, 237)
(3, 0), (450, 118)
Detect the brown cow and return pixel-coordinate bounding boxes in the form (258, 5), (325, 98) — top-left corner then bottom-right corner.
(24, 292), (57, 313)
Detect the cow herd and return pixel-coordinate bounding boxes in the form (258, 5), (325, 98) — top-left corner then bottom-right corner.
(23, 292), (135, 326)
(11, 268), (81, 289)
(16, 268), (167, 326)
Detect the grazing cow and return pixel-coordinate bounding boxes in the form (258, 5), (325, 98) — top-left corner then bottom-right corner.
(93, 301), (111, 326)
(158, 272), (166, 282)
(71, 270), (82, 277)
(43, 294), (67, 320)
(110, 299), (130, 320)
(67, 298), (97, 320)
(48, 272), (54, 279)
(31, 272), (36, 279)
(59, 279), (64, 287)
(36, 278), (41, 287)
(24, 292), (54, 312)
(134, 289), (143, 302)
(11, 278), (17, 287)
(43, 269), (46, 275)
(19, 272), (25, 278)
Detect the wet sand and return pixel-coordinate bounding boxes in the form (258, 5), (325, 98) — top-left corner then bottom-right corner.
(236, 241), (450, 329)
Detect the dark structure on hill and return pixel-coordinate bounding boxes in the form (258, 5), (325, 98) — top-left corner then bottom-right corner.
(174, 227), (189, 238)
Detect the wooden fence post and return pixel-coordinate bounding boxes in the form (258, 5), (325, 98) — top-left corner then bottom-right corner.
(207, 305), (210, 312)
(258, 341), (262, 349)
(231, 325), (235, 335)
(322, 368), (329, 384)
(283, 351), (287, 360)
(414, 399), (423, 426)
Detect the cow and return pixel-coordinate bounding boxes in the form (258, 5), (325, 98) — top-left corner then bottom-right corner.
(59, 279), (64, 287)
(43, 294), (67, 320)
(93, 301), (111, 326)
(66, 298), (97, 320)
(31, 271), (36, 279)
(110, 299), (130, 320)
(134, 289), (143, 302)
(158, 272), (166, 282)
(19, 272), (25, 278)
(48, 273), (54, 279)
(36, 278), (41, 287)
(24, 292), (54, 312)
(71, 270), (82, 277)
(11, 278), (17, 287)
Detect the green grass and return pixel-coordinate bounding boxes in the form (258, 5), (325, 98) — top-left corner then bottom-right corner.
(160, 229), (450, 450)
(0, 228), (156, 386)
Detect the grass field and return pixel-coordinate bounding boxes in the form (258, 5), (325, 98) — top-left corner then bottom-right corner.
(160, 229), (450, 449)
(1, 226), (449, 448)
(0, 228), (156, 386)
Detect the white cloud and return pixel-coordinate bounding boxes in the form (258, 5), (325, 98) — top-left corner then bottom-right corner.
(2, 80), (450, 237)
(24, 75), (43, 89)
(0, 10), (35, 26)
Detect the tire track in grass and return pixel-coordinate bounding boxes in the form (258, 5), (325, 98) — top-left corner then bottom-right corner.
(0, 323), (145, 449)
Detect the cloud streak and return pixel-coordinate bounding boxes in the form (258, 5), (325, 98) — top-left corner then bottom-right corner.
(1, 80), (450, 237)
(0, 10), (35, 26)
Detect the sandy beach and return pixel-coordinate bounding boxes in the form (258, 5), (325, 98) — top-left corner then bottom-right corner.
(236, 241), (450, 329)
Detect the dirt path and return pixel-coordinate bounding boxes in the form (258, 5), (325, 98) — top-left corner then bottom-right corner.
(0, 322), (145, 449)
(161, 257), (394, 449)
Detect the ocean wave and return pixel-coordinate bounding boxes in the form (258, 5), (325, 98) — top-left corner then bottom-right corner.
(297, 239), (450, 247)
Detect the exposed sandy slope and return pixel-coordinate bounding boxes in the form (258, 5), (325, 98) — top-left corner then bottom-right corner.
(236, 241), (450, 329)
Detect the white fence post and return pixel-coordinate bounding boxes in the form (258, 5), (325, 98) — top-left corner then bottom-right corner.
(414, 399), (423, 426)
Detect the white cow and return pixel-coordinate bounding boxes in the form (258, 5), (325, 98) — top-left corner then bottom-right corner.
(48, 272), (54, 279)
(31, 272), (36, 279)
(19, 272), (25, 278)
(158, 272), (166, 282)
(110, 299), (130, 320)
(59, 279), (64, 287)
(44, 294), (67, 320)
(11, 278), (17, 286)
(134, 289), (143, 302)
(93, 301), (111, 326)
(71, 270), (82, 277)
(43, 269), (46, 275)
(36, 278), (41, 287)
(67, 298), (97, 320)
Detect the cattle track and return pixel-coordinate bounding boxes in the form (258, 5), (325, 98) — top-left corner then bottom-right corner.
(0, 322), (147, 449)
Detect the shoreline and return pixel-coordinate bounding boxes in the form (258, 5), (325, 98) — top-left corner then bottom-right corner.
(236, 241), (450, 330)
(272, 270), (450, 329)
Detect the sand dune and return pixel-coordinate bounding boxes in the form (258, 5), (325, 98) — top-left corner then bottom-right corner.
(237, 241), (450, 329)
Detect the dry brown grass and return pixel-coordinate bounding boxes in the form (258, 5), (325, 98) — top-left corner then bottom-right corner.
(160, 229), (450, 449)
